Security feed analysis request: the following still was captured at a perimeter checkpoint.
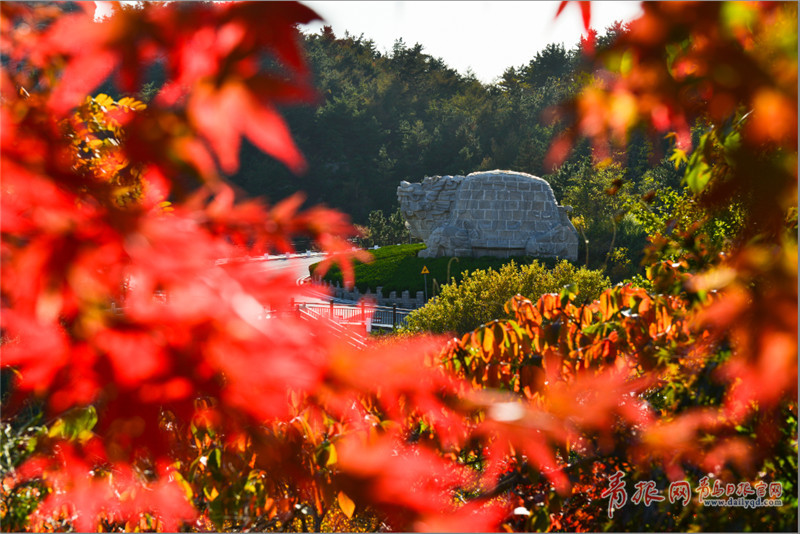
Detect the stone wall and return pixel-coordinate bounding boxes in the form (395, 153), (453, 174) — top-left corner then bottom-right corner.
(318, 280), (427, 309)
(398, 170), (579, 261)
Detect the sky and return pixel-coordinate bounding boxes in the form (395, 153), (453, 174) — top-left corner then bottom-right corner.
(94, 1), (645, 85)
(300, 1), (645, 84)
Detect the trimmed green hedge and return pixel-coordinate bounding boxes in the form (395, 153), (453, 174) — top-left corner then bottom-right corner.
(310, 244), (565, 295)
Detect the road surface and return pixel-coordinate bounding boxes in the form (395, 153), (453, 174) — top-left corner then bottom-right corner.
(242, 253), (356, 304)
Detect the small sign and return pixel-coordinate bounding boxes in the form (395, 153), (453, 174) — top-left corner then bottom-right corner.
(421, 266), (430, 274)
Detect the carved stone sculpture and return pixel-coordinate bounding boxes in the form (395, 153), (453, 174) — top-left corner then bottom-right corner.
(397, 170), (579, 260)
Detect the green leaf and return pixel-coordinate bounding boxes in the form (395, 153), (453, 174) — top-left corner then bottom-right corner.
(208, 448), (222, 471)
(721, 2), (757, 33)
(48, 406), (97, 442)
(684, 159), (712, 193)
(315, 441), (338, 467)
(172, 470), (194, 500)
(722, 131), (741, 166)
(668, 147), (688, 169)
(325, 442), (338, 466)
(560, 283), (577, 305)
(619, 50), (634, 76)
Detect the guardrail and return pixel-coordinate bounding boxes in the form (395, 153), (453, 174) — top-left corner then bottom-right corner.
(263, 300), (413, 331)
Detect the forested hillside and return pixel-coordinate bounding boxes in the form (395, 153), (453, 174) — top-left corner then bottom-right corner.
(230, 25), (659, 224)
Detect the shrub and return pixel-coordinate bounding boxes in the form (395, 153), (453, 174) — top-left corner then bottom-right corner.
(403, 260), (610, 333)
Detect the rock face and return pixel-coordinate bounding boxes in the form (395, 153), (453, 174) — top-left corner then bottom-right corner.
(397, 170), (579, 260)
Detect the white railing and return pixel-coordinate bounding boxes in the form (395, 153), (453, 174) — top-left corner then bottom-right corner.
(263, 300), (412, 331)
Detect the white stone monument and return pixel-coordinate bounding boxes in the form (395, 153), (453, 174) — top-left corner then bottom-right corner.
(398, 170), (579, 260)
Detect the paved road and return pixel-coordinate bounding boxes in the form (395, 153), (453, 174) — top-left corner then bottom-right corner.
(243, 253), (356, 304)
(248, 254), (320, 281)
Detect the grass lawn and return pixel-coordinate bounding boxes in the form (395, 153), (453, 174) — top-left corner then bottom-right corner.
(310, 243), (564, 294)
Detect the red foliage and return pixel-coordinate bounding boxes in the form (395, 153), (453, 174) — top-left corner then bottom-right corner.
(1, 2), (368, 527)
(1, 2), (796, 532)
(18, 441), (196, 532)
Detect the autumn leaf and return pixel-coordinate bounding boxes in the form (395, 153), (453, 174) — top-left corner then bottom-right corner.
(337, 491), (356, 519)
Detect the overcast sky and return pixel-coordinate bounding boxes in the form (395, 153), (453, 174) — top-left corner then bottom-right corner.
(300, 1), (644, 84)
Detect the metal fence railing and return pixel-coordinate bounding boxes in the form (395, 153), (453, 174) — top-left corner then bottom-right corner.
(262, 300), (412, 331)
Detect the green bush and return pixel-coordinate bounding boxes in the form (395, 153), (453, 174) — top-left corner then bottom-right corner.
(402, 260), (610, 334)
(310, 244), (567, 295)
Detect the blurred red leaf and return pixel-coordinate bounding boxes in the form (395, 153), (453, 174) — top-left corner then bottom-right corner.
(24, 443), (195, 532)
(94, 329), (167, 386)
(556, 1), (592, 33)
(0, 311), (69, 394)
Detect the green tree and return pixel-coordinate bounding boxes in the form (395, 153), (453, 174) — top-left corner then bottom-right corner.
(356, 208), (412, 248)
(553, 157), (648, 278)
(520, 43), (577, 88)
